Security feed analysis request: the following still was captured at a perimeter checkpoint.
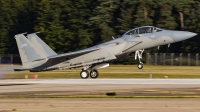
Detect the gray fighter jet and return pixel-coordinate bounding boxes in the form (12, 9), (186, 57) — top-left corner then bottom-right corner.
(14, 26), (197, 79)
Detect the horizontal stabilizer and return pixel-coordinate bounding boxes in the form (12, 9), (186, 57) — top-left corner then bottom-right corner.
(13, 67), (30, 71)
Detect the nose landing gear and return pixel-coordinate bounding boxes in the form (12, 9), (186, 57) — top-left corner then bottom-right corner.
(135, 49), (144, 69)
(137, 63), (143, 69)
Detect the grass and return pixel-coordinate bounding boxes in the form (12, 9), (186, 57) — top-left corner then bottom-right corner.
(2, 65), (200, 79)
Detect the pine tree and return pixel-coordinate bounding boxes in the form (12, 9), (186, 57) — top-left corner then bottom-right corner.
(89, 0), (120, 43)
(133, 0), (155, 27)
(117, 0), (137, 34)
(61, 0), (94, 51)
(155, 0), (177, 29)
(0, 0), (199, 54)
(35, 0), (95, 53)
(180, 0), (200, 52)
(0, 0), (38, 54)
(0, 0), (11, 53)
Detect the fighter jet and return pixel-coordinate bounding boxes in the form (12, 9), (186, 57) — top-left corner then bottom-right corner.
(14, 26), (197, 79)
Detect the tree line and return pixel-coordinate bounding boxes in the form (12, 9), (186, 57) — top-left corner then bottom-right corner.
(0, 0), (200, 54)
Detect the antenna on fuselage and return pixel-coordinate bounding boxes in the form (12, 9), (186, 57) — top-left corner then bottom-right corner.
(168, 44), (170, 48)
(112, 36), (115, 39)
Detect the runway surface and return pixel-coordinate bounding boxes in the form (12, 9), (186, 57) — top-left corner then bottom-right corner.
(0, 98), (200, 112)
(0, 79), (200, 96)
(1, 79), (200, 84)
(1, 79), (200, 112)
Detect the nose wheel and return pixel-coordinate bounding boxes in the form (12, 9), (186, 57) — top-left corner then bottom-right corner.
(137, 63), (143, 69)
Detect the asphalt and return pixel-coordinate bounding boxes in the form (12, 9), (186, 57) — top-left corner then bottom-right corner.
(0, 79), (200, 96)
(1, 79), (200, 112)
(1, 79), (200, 84)
(1, 98), (200, 112)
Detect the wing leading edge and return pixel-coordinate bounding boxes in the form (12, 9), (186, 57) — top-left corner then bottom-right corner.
(47, 47), (100, 60)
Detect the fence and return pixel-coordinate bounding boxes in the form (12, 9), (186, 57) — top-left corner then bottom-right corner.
(1, 53), (200, 66)
(146, 53), (200, 66)
(0, 54), (21, 64)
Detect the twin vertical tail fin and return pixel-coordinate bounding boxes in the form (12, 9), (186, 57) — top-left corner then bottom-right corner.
(27, 33), (57, 56)
(14, 33), (57, 67)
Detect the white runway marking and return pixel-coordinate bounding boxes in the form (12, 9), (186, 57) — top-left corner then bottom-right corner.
(1, 79), (200, 84)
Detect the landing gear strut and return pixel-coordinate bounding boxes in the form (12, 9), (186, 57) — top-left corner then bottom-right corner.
(135, 49), (144, 69)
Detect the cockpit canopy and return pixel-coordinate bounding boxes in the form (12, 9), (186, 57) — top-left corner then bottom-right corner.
(124, 26), (163, 35)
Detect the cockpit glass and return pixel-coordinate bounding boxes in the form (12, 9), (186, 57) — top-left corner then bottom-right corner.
(139, 27), (153, 34)
(124, 26), (163, 35)
(126, 29), (138, 35)
(153, 27), (163, 32)
(134, 29), (138, 34)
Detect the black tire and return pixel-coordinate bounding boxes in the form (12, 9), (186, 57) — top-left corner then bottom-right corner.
(137, 63), (143, 69)
(90, 70), (99, 79)
(80, 70), (89, 79)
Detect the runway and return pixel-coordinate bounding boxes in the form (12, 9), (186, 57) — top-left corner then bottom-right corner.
(0, 79), (200, 112)
(1, 79), (200, 84)
(0, 79), (200, 96)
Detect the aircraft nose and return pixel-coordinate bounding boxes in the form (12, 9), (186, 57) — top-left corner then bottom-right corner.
(173, 31), (197, 42)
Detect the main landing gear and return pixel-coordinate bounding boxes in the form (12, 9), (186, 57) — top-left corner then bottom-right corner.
(135, 49), (144, 69)
(80, 69), (99, 79)
(80, 63), (109, 79)
(80, 70), (89, 79)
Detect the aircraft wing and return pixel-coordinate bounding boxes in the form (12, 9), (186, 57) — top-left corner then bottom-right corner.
(46, 47), (100, 60)
(14, 47), (100, 71)
(13, 47), (100, 71)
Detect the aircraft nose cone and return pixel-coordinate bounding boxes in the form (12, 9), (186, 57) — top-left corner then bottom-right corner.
(174, 31), (197, 42)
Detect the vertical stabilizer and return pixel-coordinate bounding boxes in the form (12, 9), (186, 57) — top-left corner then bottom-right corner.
(15, 34), (46, 66)
(27, 33), (57, 56)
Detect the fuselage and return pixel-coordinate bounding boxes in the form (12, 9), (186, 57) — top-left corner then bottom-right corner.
(27, 26), (197, 71)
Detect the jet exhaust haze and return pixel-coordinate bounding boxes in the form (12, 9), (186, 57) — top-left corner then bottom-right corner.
(0, 65), (14, 79)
